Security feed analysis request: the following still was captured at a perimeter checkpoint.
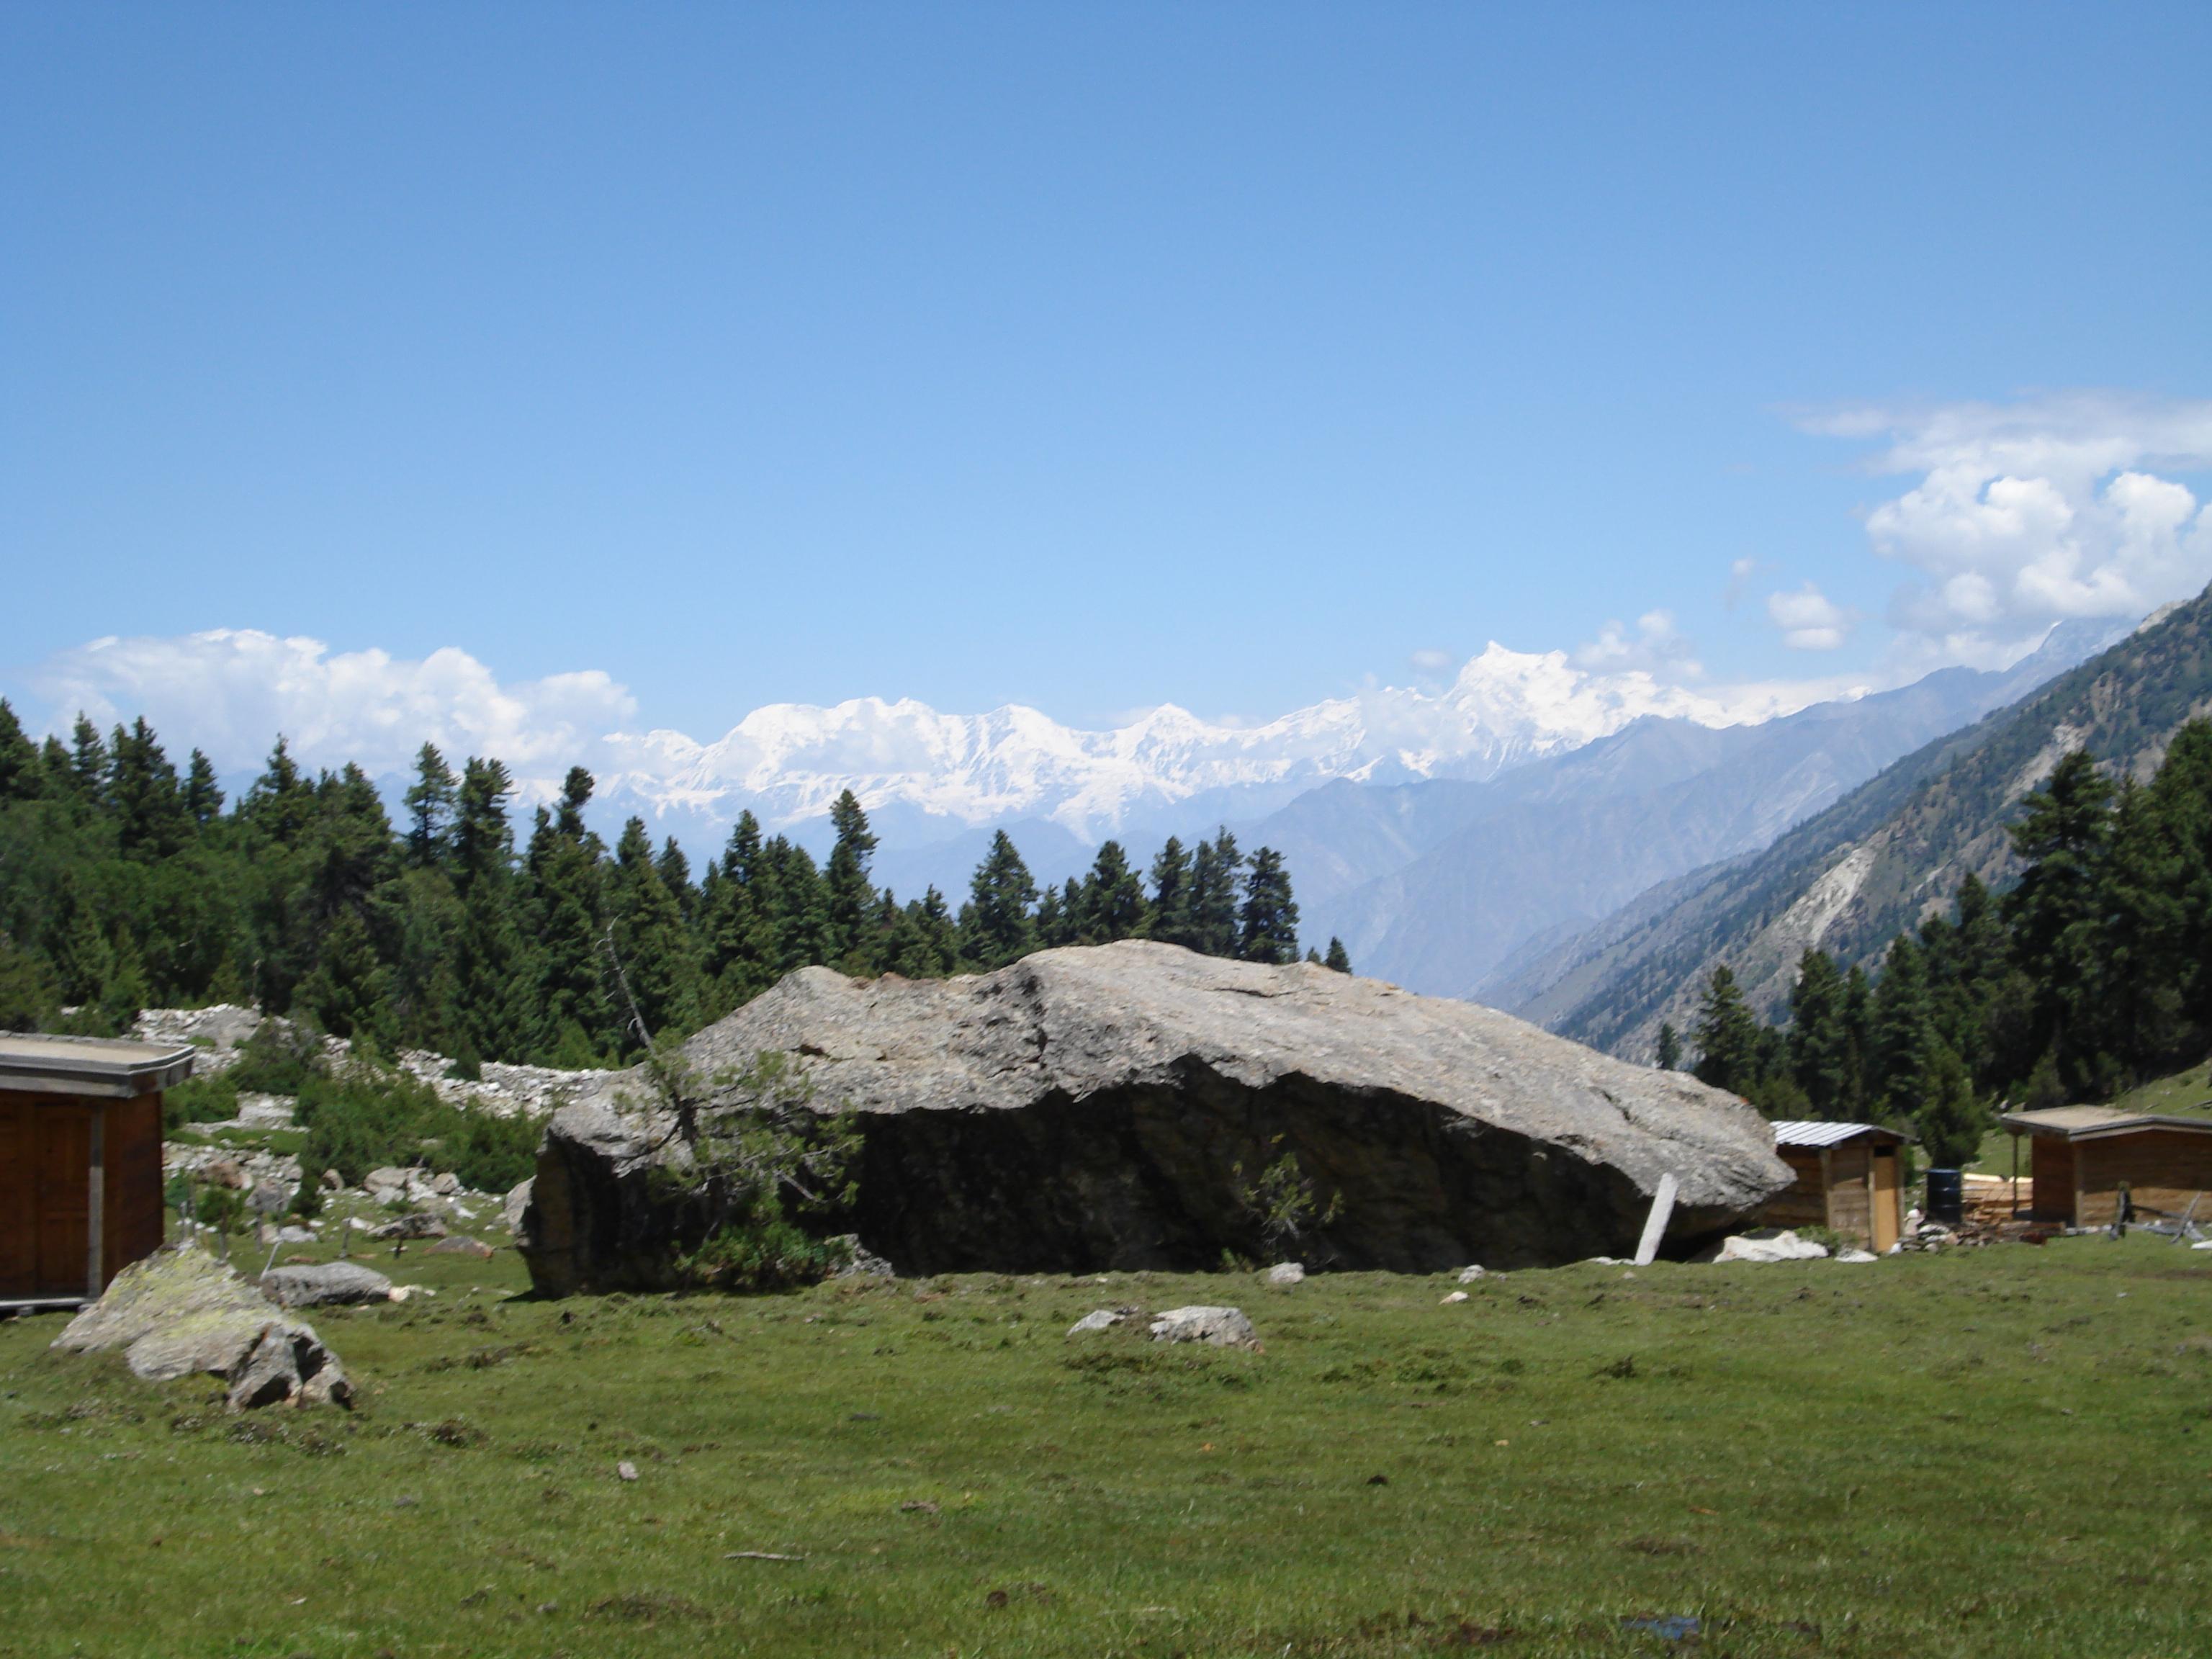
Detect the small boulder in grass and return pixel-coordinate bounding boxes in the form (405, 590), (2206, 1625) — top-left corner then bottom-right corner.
(427, 1235), (496, 1259)
(1148, 1306), (1257, 1348)
(369, 1211), (449, 1242)
(1266, 1262), (1305, 1286)
(1066, 1309), (1125, 1336)
(261, 1260), (395, 1308)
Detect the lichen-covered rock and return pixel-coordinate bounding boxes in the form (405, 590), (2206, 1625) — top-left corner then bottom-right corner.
(53, 1249), (353, 1409)
(1266, 1262), (1305, 1286)
(520, 942), (1790, 1291)
(261, 1261), (394, 1308)
(1067, 1309), (1125, 1335)
(1149, 1305), (1257, 1347)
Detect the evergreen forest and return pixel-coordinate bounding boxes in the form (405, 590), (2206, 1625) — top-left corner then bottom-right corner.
(1676, 722), (2212, 1164)
(0, 703), (1349, 1068)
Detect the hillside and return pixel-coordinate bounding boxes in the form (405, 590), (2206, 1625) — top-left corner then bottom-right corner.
(1493, 587), (2212, 1057)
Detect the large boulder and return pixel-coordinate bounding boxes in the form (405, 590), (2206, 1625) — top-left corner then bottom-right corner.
(54, 1249), (352, 1409)
(518, 943), (1789, 1292)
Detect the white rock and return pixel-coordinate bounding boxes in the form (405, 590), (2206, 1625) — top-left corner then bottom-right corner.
(1266, 1262), (1305, 1286)
(430, 1172), (461, 1197)
(616, 1460), (639, 1483)
(1148, 1305), (1257, 1348)
(1066, 1309), (1125, 1336)
(364, 1167), (410, 1195)
(1440, 1290), (1470, 1304)
(503, 1178), (535, 1236)
(1457, 1265), (1487, 1283)
(2191, 1238), (2212, 1251)
(1835, 1248), (1879, 1263)
(1715, 1231), (1829, 1264)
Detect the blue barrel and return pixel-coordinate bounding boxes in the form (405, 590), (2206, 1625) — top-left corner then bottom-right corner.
(1925, 1168), (1964, 1226)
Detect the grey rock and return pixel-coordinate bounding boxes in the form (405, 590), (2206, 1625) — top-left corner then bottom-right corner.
(364, 1166), (410, 1195)
(369, 1211), (448, 1241)
(1714, 1230), (1828, 1263)
(202, 1159), (249, 1191)
(1066, 1309), (1125, 1335)
(1266, 1262), (1305, 1286)
(519, 942), (1789, 1293)
(261, 1261), (394, 1308)
(426, 1235), (495, 1259)
(247, 1180), (290, 1217)
(616, 1460), (639, 1482)
(1149, 1305), (1256, 1347)
(319, 1167), (344, 1192)
(430, 1172), (462, 1197)
(53, 1249), (351, 1409)
(502, 1177), (535, 1236)
(1457, 1264), (1488, 1283)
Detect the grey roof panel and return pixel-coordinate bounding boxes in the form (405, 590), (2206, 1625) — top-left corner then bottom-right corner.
(0, 1032), (197, 1098)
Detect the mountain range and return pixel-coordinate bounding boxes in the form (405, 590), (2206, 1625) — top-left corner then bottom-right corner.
(1489, 595), (2212, 1058)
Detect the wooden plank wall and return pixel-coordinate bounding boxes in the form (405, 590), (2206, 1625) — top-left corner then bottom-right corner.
(2031, 1136), (2077, 1223)
(1828, 1143), (1872, 1243)
(104, 1092), (165, 1281)
(2077, 1132), (2212, 1228)
(1759, 1149), (1830, 1230)
(1, 1088), (166, 1298)
(0, 1094), (34, 1295)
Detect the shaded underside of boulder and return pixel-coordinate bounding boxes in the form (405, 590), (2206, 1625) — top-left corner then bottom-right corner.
(520, 943), (1789, 1292)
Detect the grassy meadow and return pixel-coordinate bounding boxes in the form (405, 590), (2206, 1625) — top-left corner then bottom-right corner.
(4, 1229), (2211, 1659)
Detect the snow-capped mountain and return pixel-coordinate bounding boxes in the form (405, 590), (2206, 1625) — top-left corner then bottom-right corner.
(592, 644), (1827, 843)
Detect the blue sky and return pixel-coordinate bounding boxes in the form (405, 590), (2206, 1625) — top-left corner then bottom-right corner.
(6, 3), (2210, 750)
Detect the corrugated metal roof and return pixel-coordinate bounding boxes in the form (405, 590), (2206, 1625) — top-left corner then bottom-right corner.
(1770, 1120), (1909, 1148)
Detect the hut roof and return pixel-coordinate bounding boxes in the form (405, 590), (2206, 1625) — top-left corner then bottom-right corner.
(2000, 1105), (2212, 1142)
(0, 1033), (197, 1098)
(1770, 1120), (1912, 1149)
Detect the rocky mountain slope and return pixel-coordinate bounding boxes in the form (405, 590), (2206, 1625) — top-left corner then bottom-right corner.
(1491, 589), (2212, 1058)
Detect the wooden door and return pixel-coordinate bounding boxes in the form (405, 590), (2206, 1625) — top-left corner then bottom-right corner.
(1871, 1144), (1900, 1252)
(34, 1104), (92, 1296)
(0, 1097), (35, 1295)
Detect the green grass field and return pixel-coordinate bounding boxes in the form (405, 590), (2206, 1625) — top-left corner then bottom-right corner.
(6, 1231), (2211, 1659)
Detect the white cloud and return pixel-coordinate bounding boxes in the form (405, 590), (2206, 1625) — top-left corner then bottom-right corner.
(1764, 583), (1853, 650)
(1802, 391), (2212, 665)
(1573, 610), (1702, 677)
(27, 629), (637, 787)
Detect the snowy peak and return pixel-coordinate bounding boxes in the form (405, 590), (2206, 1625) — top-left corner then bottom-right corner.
(594, 647), (1815, 840)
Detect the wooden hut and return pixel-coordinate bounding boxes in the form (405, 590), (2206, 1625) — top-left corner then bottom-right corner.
(1761, 1121), (1910, 1251)
(1, 1033), (194, 1310)
(2000, 1106), (2212, 1228)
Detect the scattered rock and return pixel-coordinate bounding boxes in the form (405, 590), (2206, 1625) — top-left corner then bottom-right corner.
(1266, 1262), (1305, 1286)
(426, 1235), (495, 1259)
(899, 1499), (940, 1514)
(502, 1177), (534, 1236)
(430, 1172), (462, 1197)
(1714, 1230), (1829, 1264)
(364, 1166), (410, 1196)
(1441, 1290), (1470, 1304)
(1835, 1247), (1879, 1263)
(615, 1460), (639, 1483)
(521, 943), (1788, 1291)
(1066, 1309), (1126, 1335)
(202, 1159), (249, 1191)
(52, 1249), (352, 1410)
(261, 1261), (395, 1308)
(832, 1236), (896, 1278)
(247, 1180), (290, 1216)
(1457, 1265), (1488, 1283)
(369, 1212), (449, 1241)
(1148, 1305), (1256, 1348)
(320, 1168), (344, 1192)
(274, 1225), (316, 1244)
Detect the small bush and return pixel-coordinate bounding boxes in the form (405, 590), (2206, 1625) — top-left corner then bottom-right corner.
(225, 1020), (326, 1095)
(162, 1071), (240, 1130)
(297, 1061), (542, 1190)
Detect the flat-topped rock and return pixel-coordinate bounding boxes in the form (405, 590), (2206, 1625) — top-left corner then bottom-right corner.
(519, 942), (1789, 1292)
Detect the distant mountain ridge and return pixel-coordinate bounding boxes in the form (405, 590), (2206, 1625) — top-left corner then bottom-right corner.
(1488, 594), (2212, 1058)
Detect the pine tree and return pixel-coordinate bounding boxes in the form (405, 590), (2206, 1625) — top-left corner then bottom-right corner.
(1082, 840), (1148, 943)
(2004, 749), (2116, 1089)
(959, 830), (1037, 970)
(1323, 936), (1352, 974)
(0, 699), (40, 802)
(448, 757), (541, 1061)
(1236, 846), (1300, 964)
(699, 811), (765, 1008)
(655, 838), (698, 925)
(240, 736), (316, 848)
(605, 817), (702, 1050)
(1655, 1021), (1682, 1071)
(753, 837), (832, 976)
(1148, 836), (1195, 948)
(1691, 965), (1763, 1097)
(824, 790), (879, 970)
(403, 744), (459, 868)
(183, 750), (225, 824)
(107, 717), (188, 861)
(1870, 935), (1937, 1123)
(523, 777), (610, 1056)
(68, 714), (107, 800)
(1915, 1042), (1987, 1168)
(1033, 881), (1071, 948)
(1786, 949), (1853, 1118)
(1190, 830), (1244, 958)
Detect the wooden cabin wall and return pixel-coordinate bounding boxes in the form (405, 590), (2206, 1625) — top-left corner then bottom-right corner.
(1760, 1149), (1830, 1230)
(2031, 1136), (2077, 1223)
(1, 1088), (166, 1299)
(2075, 1132), (2212, 1228)
(104, 1092), (165, 1283)
(0, 1092), (34, 1294)
(1827, 1143), (1873, 1243)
